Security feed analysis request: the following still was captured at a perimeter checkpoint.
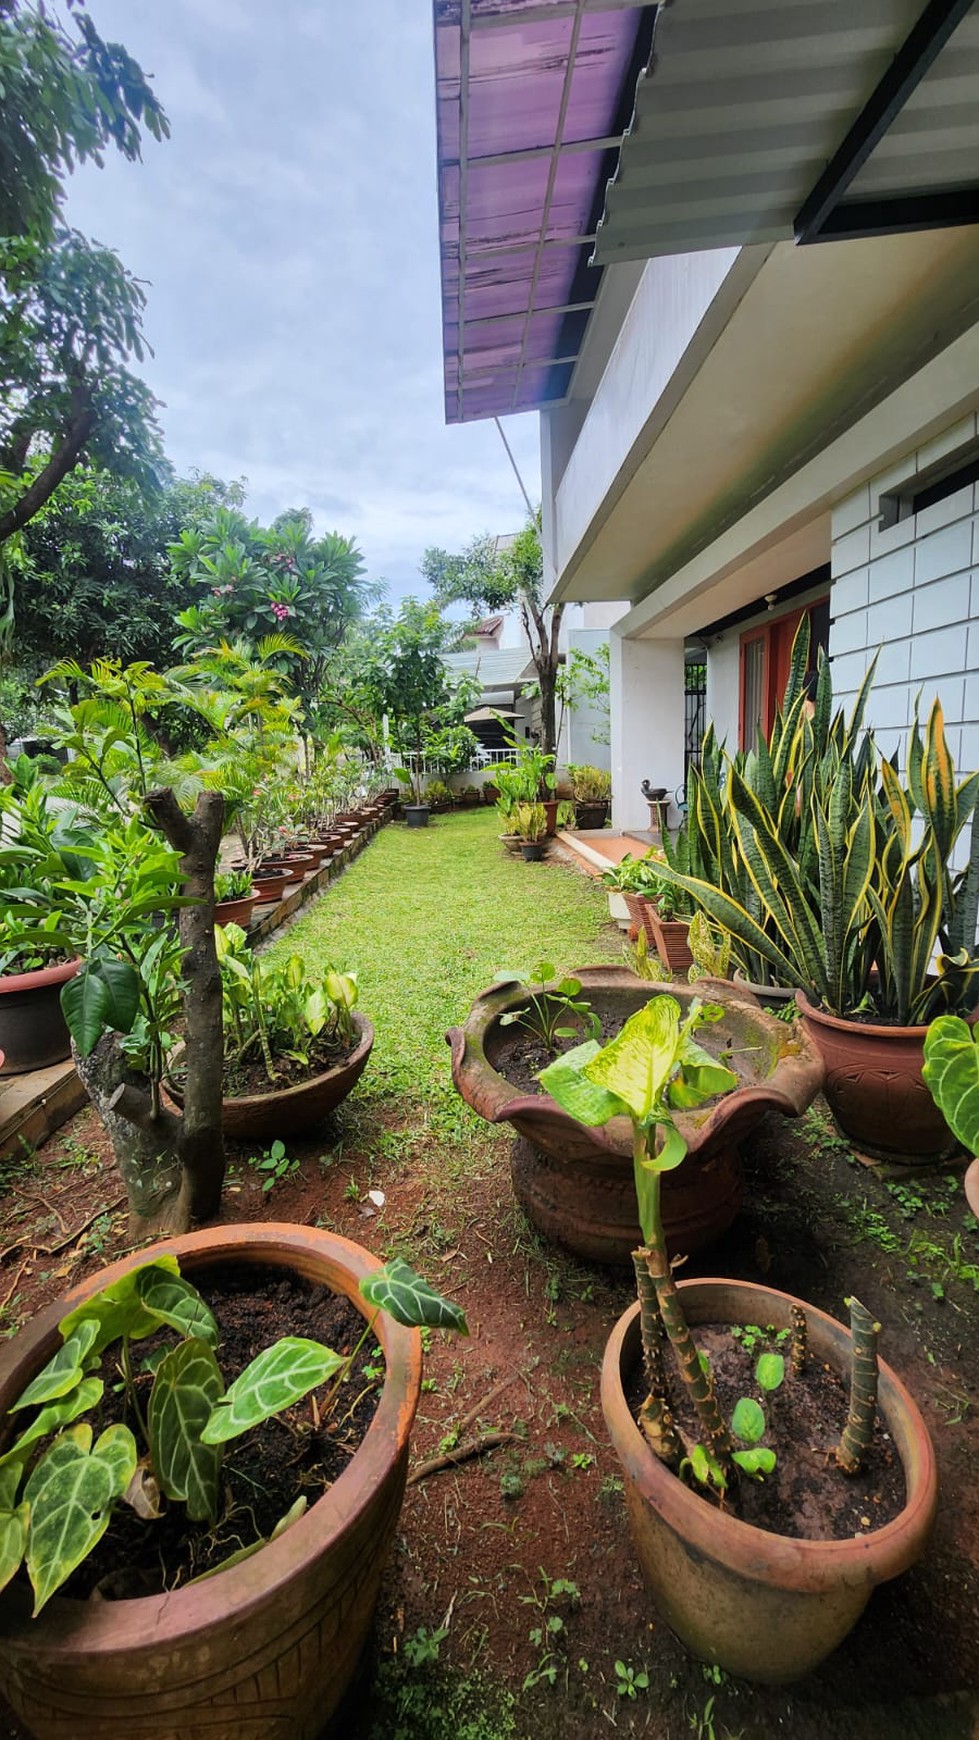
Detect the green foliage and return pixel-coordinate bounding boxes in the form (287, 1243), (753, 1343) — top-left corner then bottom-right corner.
(614, 1660), (649, 1700)
(656, 621), (979, 1020)
(496, 962), (600, 1053)
(0, 1249), (464, 1611)
(923, 1015), (979, 1153)
(215, 921), (358, 1086)
(360, 1259), (469, 1335)
(512, 802), (547, 844)
(566, 764), (611, 802)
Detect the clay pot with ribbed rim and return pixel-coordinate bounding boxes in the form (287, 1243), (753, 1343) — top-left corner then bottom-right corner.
(447, 969), (823, 1267)
(795, 991), (961, 1164)
(0, 957), (80, 1075)
(0, 1222), (423, 1740)
(602, 1277), (938, 1683)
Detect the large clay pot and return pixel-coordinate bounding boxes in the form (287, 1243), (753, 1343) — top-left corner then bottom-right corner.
(170, 1014), (374, 1142)
(0, 1222), (423, 1740)
(0, 958), (80, 1076)
(214, 893), (257, 929)
(447, 969), (823, 1266)
(602, 1278), (938, 1684)
(250, 868), (291, 904)
(796, 991), (958, 1163)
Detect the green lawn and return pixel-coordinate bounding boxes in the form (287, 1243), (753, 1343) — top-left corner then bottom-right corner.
(267, 809), (616, 1121)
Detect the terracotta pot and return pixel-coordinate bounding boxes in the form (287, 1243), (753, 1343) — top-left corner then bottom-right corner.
(250, 868), (291, 903)
(624, 895), (693, 975)
(796, 991), (959, 1163)
(0, 1223), (421, 1740)
(257, 860), (305, 889)
(447, 969), (823, 1266)
(293, 841), (332, 866)
(602, 1278), (937, 1683)
(0, 957), (81, 1076)
(213, 893), (257, 928)
(541, 799), (559, 837)
(963, 1157), (979, 1218)
(169, 1013), (374, 1142)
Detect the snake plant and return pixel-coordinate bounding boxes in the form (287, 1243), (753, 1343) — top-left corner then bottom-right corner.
(657, 621), (979, 1023)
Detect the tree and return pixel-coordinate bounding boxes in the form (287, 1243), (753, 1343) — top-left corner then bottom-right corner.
(0, 3), (170, 618)
(423, 514), (565, 758)
(170, 506), (376, 709)
(15, 468), (245, 675)
(0, 0), (169, 246)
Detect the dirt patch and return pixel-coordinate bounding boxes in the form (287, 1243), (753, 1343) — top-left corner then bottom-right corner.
(0, 1084), (977, 1738)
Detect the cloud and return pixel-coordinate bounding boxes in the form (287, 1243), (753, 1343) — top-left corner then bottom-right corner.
(64, 0), (541, 606)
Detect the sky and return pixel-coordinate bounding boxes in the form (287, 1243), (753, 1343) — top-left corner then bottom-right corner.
(62, 0), (542, 604)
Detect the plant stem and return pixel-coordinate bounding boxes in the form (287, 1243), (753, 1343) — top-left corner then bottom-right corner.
(120, 1335), (148, 1443)
(790, 1303), (808, 1376)
(835, 1295), (881, 1474)
(632, 1247), (681, 1465)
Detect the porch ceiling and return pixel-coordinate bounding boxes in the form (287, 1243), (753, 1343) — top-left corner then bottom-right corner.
(594, 0), (979, 264)
(433, 0), (656, 424)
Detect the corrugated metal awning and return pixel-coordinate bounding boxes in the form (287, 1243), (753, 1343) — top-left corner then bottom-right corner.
(433, 0), (657, 424)
(594, 0), (979, 263)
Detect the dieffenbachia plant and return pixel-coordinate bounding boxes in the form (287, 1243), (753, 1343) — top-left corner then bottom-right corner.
(539, 994), (881, 1493)
(0, 1255), (467, 1614)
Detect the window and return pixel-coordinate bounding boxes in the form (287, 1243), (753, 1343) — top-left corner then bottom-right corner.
(739, 598), (830, 750)
(878, 436), (979, 530)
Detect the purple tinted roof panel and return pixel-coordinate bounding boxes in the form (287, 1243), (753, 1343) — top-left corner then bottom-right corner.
(434, 1), (654, 424)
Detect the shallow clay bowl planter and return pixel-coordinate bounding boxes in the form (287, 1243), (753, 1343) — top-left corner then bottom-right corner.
(603, 1277), (938, 1684)
(0, 957), (80, 1076)
(214, 892), (257, 929)
(169, 1013), (374, 1143)
(447, 968), (823, 1266)
(250, 867), (291, 904)
(0, 1222), (423, 1740)
(796, 991), (963, 1164)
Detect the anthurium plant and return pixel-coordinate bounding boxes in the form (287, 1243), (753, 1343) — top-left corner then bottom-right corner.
(922, 1016), (979, 1152)
(539, 994), (881, 1495)
(0, 1255), (466, 1615)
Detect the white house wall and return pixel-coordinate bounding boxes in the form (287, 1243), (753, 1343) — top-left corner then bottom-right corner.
(829, 413), (979, 776)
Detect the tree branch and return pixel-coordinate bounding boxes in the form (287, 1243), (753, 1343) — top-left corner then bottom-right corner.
(0, 398), (96, 543)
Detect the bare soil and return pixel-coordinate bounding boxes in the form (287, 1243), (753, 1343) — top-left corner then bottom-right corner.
(0, 1079), (977, 1738)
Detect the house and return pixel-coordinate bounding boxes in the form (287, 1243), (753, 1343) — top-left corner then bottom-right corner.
(432, 0), (979, 830)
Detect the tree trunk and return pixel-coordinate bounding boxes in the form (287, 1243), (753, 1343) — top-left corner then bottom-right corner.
(145, 787), (226, 1223)
(73, 1036), (189, 1239)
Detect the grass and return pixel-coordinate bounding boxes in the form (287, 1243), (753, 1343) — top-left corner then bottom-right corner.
(267, 810), (615, 1129)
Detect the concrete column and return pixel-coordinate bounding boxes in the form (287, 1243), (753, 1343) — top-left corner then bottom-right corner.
(610, 630), (686, 832)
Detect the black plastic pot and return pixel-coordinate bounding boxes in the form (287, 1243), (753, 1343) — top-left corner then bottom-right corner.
(521, 842), (546, 861)
(0, 958), (80, 1075)
(404, 806), (430, 829)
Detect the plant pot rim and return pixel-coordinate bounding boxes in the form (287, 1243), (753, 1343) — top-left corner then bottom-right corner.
(0, 956), (81, 996)
(169, 1013), (373, 1118)
(0, 1221), (422, 1649)
(602, 1278), (937, 1593)
(796, 988), (932, 1038)
(964, 1156), (979, 1219)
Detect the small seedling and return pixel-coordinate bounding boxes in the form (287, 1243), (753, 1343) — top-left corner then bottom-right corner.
(494, 962), (600, 1053)
(249, 1139), (299, 1194)
(614, 1659), (649, 1699)
(402, 1624), (449, 1667)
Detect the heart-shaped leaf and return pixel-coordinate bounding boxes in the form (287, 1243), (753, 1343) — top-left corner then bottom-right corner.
(59, 1256), (181, 1355)
(0, 1377), (103, 1468)
(25, 1423), (137, 1613)
(755, 1352), (785, 1393)
(133, 1267), (218, 1347)
(201, 1338), (343, 1446)
(922, 1015), (979, 1152)
(359, 1259), (469, 1334)
(148, 1337), (224, 1522)
(10, 1321), (100, 1413)
(731, 1397), (766, 1445)
(0, 1504), (30, 1597)
(732, 1446), (777, 1479)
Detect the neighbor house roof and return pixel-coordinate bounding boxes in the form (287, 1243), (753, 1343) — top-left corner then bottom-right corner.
(433, 0), (656, 424)
(443, 647), (534, 686)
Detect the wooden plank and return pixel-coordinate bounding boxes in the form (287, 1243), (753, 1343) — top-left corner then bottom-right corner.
(0, 1060), (88, 1161)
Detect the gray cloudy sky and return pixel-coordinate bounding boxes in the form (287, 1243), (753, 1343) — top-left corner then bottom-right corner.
(63, 0), (541, 602)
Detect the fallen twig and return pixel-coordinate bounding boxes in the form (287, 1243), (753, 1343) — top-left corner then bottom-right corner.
(0, 1194), (127, 1265)
(455, 1368), (525, 1439)
(408, 1430), (518, 1486)
(0, 1255), (31, 1313)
